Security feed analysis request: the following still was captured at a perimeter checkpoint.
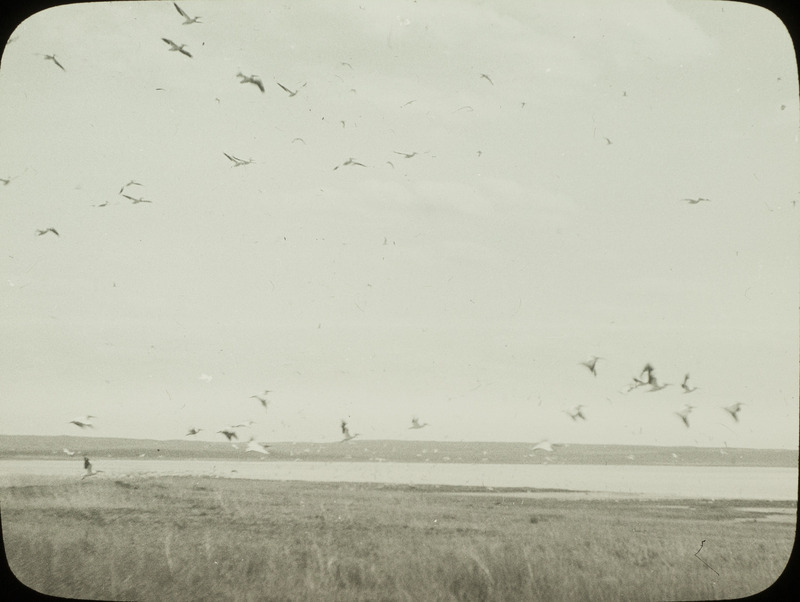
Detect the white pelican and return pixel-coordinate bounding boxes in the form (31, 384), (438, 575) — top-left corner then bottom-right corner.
(62, 448), (76, 456)
(675, 405), (694, 428)
(276, 82), (299, 97)
(70, 415), (95, 428)
(251, 391), (271, 410)
(223, 152), (254, 167)
(681, 373), (698, 394)
(722, 403), (744, 422)
(36, 227), (59, 237)
(40, 54), (65, 71)
(218, 429), (238, 441)
(246, 438), (270, 454)
(236, 73), (264, 93)
(409, 417), (428, 430)
(393, 151), (418, 159)
(186, 427), (202, 436)
(82, 457), (102, 479)
(333, 157), (366, 170)
(121, 194), (152, 204)
(341, 420), (359, 442)
(682, 198), (711, 204)
(580, 356), (602, 376)
(162, 38), (192, 58)
(531, 440), (554, 452)
(564, 405), (587, 421)
(173, 2), (201, 24)
(119, 180), (143, 194)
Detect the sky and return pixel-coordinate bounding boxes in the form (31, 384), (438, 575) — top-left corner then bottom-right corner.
(0, 0), (798, 449)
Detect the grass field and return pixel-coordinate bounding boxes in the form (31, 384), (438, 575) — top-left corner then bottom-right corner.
(1, 475), (795, 601)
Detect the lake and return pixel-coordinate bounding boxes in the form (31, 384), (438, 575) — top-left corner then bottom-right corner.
(0, 459), (797, 500)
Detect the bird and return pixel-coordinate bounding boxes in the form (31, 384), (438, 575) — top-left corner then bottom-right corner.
(162, 38), (192, 58)
(675, 405), (694, 428)
(40, 54), (65, 71)
(480, 73), (494, 85)
(722, 403), (744, 422)
(682, 198), (711, 204)
(623, 376), (648, 393)
(82, 457), (102, 479)
(121, 194), (152, 204)
(62, 448), (76, 456)
(186, 428), (202, 436)
(580, 356), (602, 376)
(251, 391), (271, 410)
(218, 429), (238, 441)
(640, 363), (655, 382)
(173, 2), (201, 24)
(340, 420), (359, 442)
(681, 373), (698, 394)
(531, 440), (554, 452)
(603, 137), (612, 145)
(36, 228), (59, 237)
(246, 438), (270, 454)
(276, 82), (299, 97)
(564, 405), (587, 421)
(119, 180), (143, 194)
(236, 73), (264, 93)
(229, 421), (254, 429)
(647, 377), (670, 392)
(409, 417), (428, 430)
(393, 151), (418, 159)
(0, 177), (12, 185)
(223, 152), (254, 167)
(333, 157), (366, 170)
(69, 416), (95, 429)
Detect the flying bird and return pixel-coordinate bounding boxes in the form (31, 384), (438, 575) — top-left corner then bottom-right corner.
(0, 177), (12, 185)
(409, 417), (428, 430)
(121, 194), (152, 204)
(36, 228), (59, 237)
(393, 151), (418, 159)
(62, 448), (76, 456)
(722, 403), (744, 422)
(675, 405), (694, 428)
(564, 405), (587, 421)
(333, 157), (366, 170)
(251, 391), (271, 410)
(40, 54), (65, 71)
(682, 198), (711, 204)
(681, 373), (698, 394)
(340, 420), (359, 442)
(246, 438), (270, 454)
(218, 429), (238, 441)
(173, 2), (201, 24)
(580, 356), (602, 376)
(531, 440), (554, 452)
(223, 152), (254, 167)
(276, 82), (299, 97)
(480, 73), (494, 85)
(647, 376), (670, 392)
(236, 72), (265, 92)
(82, 457), (102, 479)
(70, 416), (94, 428)
(162, 38), (192, 58)
(186, 428), (202, 436)
(119, 180), (143, 194)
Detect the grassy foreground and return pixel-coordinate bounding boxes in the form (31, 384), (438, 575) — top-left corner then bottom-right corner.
(0, 476), (795, 601)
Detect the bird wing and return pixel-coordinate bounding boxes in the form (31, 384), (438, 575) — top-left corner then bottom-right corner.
(173, 2), (189, 18)
(179, 47), (193, 58)
(254, 79), (265, 92)
(276, 82), (293, 94)
(52, 57), (65, 71)
(162, 38), (178, 49)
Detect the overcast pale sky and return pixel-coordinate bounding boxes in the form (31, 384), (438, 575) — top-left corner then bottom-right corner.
(1, 0), (797, 448)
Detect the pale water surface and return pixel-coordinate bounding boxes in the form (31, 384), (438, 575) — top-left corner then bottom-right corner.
(0, 460), (796, 500)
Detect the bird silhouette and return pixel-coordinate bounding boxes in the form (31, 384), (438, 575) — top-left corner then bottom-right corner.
(173, 2), (201, 24)
(681, 373), (698, 394)
(675, 405), (694, 428)
(40, 54), (65, 71)
(564, 405), (587, 421)
(409, 417), (428, 430)
(648, 377), (670, 392)
(580, 356), (602, 376)
(480, 73), (494, 85)
(333, 157), (366, 170)
(237, 73), (265, 93)
(341, 420), (359, 442)
(82, 457), (103, 479)
(223, 152), (254, 167)
(722, 403), (744, 422)
(70, 416), (94, 429)
(162, 38), (192, 58)
(218, 429), (238, 441)
(186, 428), (202, 436)
(682, 198), (711, 204)
(121, 194), (152, 204)
(393, 151), (418, 159)
(36, 228), (59, 237)
(251, 391), (272, 410)
(119, 180), (143, 194)
(276, 82), (299, 97)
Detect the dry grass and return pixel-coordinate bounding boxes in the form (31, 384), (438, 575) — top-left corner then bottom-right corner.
(1, 476), (795, 601)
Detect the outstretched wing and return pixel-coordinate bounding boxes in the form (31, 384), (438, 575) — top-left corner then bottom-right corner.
(173, 2), (189, 19)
